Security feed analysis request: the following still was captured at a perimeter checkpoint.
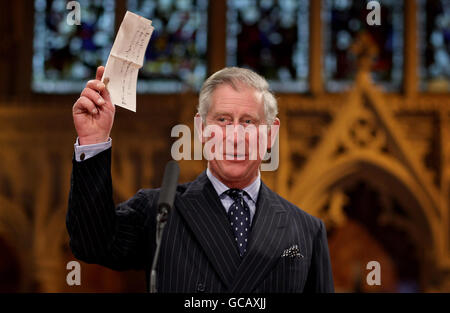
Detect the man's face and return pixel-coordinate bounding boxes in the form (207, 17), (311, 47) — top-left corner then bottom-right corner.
(204, 83), (271, 187)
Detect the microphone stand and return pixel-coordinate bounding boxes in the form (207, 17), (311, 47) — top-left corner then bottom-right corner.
(149, 160), (179, 293)
(149, 204), (169, 293)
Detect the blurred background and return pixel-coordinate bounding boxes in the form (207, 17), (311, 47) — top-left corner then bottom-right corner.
(1, 0), (450, 292)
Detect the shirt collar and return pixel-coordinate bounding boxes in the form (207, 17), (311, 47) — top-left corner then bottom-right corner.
(206, 167), (261, 203)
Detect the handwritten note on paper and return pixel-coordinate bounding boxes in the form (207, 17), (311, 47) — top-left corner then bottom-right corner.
(102, 11), (154, 112)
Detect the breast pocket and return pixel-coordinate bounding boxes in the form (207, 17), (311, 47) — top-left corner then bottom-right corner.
(265, 256), (308, 292)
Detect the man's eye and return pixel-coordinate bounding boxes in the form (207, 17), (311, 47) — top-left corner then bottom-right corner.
(218, 117), (226, 122)
(245, 119), (252, 124)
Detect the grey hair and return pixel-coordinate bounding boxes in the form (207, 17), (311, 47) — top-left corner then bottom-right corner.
(198, 67), (278, 125)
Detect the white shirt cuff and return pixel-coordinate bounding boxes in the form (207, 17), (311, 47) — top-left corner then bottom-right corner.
(74, 137), (112, 162)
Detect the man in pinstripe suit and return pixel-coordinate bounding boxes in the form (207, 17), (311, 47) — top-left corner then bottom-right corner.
(67, 66), (334, 292)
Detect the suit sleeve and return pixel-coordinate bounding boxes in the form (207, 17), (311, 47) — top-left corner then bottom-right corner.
(66, 147), (156, 271)
(304, 219), (335, 293)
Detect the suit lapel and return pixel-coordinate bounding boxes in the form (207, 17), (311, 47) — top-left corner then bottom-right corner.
(175, 171), (241, 289)
(230, 182), (288, 292)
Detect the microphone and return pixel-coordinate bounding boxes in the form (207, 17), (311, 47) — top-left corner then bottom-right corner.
(157, 160), (180, 220)
(150, 160), (179, 293)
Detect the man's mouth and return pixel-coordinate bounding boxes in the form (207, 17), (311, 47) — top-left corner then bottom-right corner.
(224, 153), (247, 159)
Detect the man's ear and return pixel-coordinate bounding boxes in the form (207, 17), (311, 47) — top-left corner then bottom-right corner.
(194, 113), (205, 144)
(267, 118), (280, 150)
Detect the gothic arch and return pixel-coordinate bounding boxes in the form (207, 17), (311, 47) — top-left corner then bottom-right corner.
(295, 153), (434, 235)
(290, 152), (440, 288)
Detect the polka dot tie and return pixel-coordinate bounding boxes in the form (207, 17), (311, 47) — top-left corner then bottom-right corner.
(224, 188), (251, 257)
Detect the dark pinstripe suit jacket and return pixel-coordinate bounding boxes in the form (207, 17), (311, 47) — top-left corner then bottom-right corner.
(67, 148), (334, 293)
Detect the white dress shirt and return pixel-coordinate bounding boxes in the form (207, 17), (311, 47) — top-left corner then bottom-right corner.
(74, 137), (112, 162)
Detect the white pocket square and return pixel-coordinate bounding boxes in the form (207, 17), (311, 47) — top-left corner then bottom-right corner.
(281, 244), (304, 258)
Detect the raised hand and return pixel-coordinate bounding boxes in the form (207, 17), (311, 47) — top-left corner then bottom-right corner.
(72, 66), (115, 145)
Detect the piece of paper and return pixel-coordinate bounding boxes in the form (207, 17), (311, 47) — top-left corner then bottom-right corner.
(102, 11), (154, 112)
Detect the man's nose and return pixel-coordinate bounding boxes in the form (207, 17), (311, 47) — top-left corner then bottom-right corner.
(225, 123), (244, 139)
(225, 124), (247, 150)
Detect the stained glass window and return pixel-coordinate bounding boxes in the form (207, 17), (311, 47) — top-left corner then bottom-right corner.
(323, 0), (403, 91)
(33, 0), (115, 93)
(419, 0), (450, 92)
(127, 0), (208, 92)
(227, 0), (309, 92)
